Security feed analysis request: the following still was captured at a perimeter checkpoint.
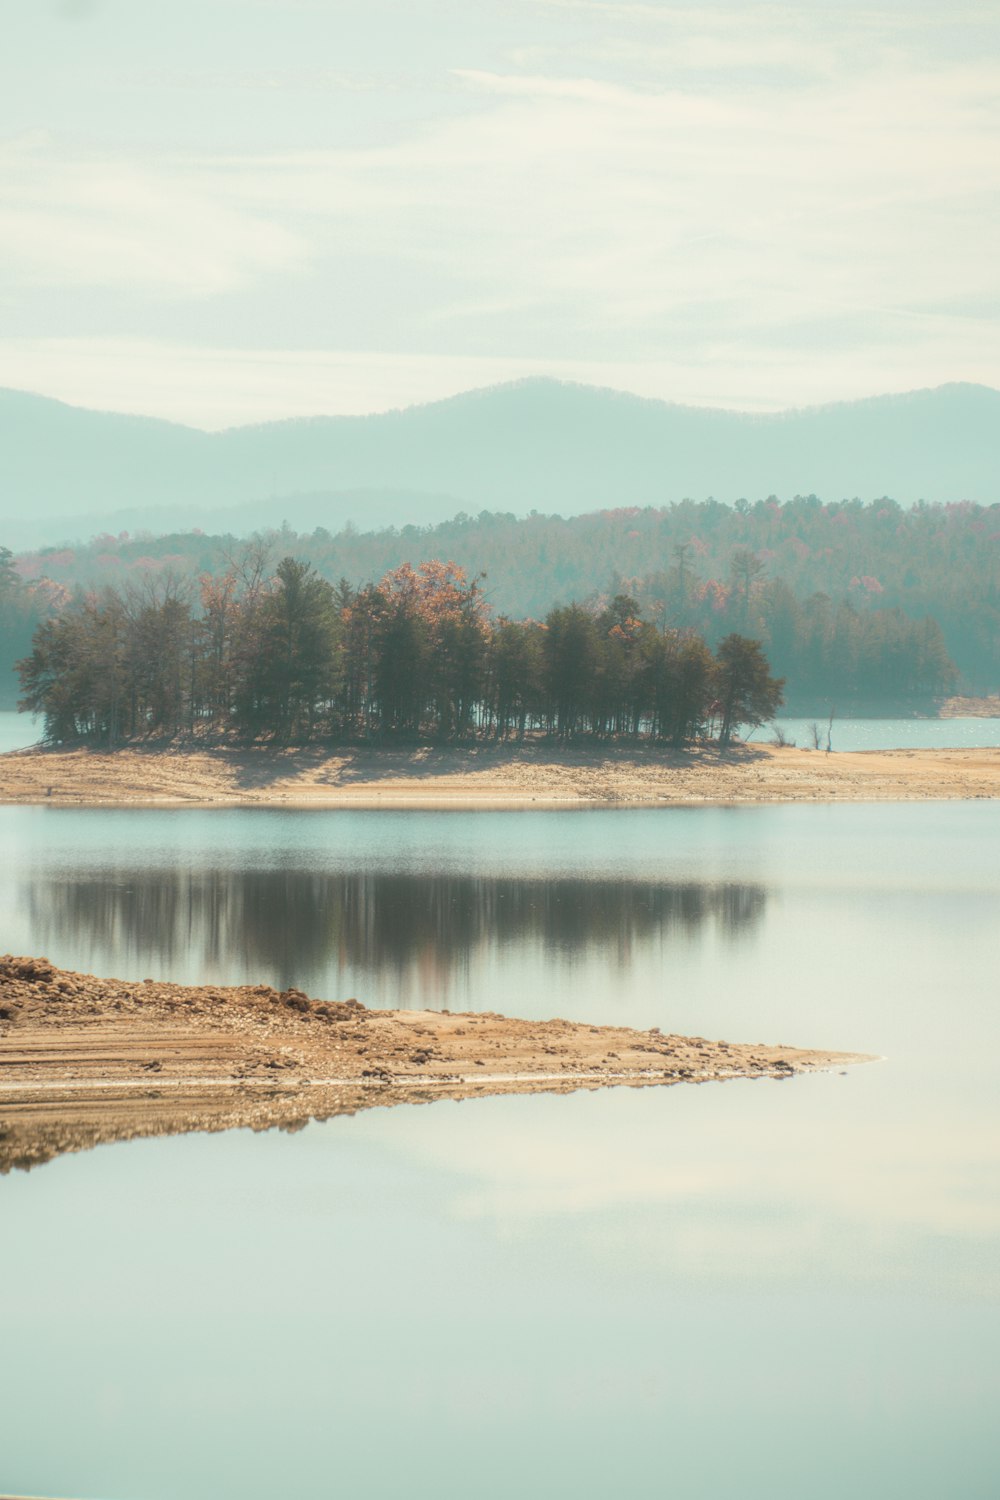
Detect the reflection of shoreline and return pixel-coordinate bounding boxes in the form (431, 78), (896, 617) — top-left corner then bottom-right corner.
(22, 869), (767, 999)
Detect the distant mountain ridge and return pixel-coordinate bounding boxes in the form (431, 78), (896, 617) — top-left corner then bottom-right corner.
(1, 378), (998, 547)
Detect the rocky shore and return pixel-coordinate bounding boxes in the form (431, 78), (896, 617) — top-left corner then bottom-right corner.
(0, 955), (869, 1171)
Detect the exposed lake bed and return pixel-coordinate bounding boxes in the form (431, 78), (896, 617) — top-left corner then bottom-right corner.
(4, 737), (1000, 806)
(0, 953), (867, 1173)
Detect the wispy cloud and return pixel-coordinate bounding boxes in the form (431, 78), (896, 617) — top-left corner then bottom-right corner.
(3, 0), (998, 417)
(0, 138), (306, 296)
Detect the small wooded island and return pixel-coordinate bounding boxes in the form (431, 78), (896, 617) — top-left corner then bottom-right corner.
(0, 955), (869, 1173)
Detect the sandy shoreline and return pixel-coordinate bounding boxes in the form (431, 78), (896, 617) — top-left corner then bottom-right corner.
(2, 741), (1000, 806)
(0, 956), (869, 1171)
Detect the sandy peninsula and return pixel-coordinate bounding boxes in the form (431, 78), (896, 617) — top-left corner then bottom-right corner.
(2, 740), (1000, 806)
(0, 955), (868, 1172)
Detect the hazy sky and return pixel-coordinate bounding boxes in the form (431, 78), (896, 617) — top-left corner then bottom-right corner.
(2, 0), (998, 426)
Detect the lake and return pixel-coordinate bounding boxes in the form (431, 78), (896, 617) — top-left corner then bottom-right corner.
(768, 715), (1000, 751)
(0, 710), (41, 755)
(1, 802), (998, 1499)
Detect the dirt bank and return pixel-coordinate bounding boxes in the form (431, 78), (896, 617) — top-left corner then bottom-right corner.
(0, 956), (868, 1171)
(2, 741), (1000, 806)
(938, 695), (1000, 719)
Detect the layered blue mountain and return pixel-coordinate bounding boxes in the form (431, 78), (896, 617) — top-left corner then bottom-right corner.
(1, 378), (998, 545)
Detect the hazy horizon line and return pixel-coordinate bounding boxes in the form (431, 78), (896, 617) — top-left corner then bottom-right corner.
(3, 372), (997, 436)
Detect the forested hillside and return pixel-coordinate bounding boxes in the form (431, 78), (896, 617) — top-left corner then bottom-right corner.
(8, 492), (992, 705)
(0, 547), (57, 707)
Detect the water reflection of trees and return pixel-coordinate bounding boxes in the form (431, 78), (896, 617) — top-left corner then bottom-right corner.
(23, 869), (766, 998)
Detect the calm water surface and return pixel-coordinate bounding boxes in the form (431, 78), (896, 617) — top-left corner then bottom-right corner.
(768, 715), (1000, 751)
(1, 804), (999, 1499)
(0, 711), (40, 754)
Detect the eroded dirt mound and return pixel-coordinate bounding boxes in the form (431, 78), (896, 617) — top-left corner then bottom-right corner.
(0, 956), (871, 1172)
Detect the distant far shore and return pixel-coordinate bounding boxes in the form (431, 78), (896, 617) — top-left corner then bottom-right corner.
(937, 694), (1000, 719)
(778, 693), (1000, 720)
(2, 740), (1000, 806)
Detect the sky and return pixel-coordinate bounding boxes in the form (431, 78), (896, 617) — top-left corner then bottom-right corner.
(1, 0), (998, 428)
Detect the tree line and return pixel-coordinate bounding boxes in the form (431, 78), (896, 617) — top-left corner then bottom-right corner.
(631, 544), (956, 703)
(16, 556), (784, 749)
(9, 491), (977, 699)
(0, 546), (55, 707)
